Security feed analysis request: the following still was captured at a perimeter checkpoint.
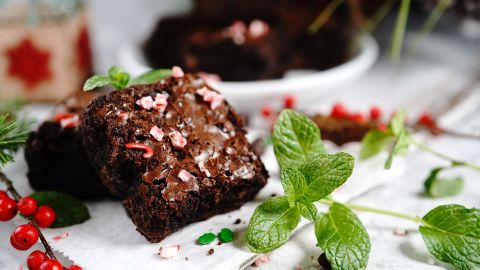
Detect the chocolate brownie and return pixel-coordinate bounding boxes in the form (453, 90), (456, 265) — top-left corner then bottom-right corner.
(81, 73), (268, 242)
(311, 114), (377, 146)
(25, 90), (109, 199)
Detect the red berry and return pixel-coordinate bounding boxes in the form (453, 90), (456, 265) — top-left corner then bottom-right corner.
(0, 190), (8, 198)
(260, 105), (273, 118)
(283, 95), (296, 109)
(369, 106), (382, 120)
(34, 206), (55, 228)
(350, 113), (366, 123)
(67, 265), (83, 270)
(18, 196), (38, 216)
(27, 250), (48, 270)
(418, 112), (435, 127)
(39, 259), (63, 270)
(12, 224), (39, 250)
(330, 103), (348, 119)
(377, 123), (388, 132)
(0, 196), (18, 221)
(10, 234), (30, 250)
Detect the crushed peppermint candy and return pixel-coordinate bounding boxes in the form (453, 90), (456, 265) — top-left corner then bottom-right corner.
(172, 66), (184, 78)
(254, 254), (270, 266)
(149, 126), (164, 141)
(52, 233), (69, 241)
(125, 143), (154, 158)
(249, 19), (269, 38)
(198, 72), (221, 84)
(116, 111), (129, 121)
(198, 161), (211, 177)
(154, 93), (169, 112)
(136, 96), (155, 110)
(178, 169), (195, 182)
(169, 130), (187, 148)
(158, 245), (180, 259)
(59, 114), (80, 128)
(393, 228), (408, 236)
(196, 87), (224, 109)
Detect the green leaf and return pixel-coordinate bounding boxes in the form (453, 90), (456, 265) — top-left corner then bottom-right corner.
(198, 232), (216, 245)
(273, 109), (325, 169)
(385, 128), (410, 169)
(299, 153), (354, 202)
(359, 130), (394, 160)
(299, 202), (318, 221)
(108, 66), (130, 89)
(128, 69), (172, 86)
(29, 191), (90, 228)
(315, 203), (371, 270)
(424, 167), (463, 198)
(83, 75), (111, 91)
(246, 196), (301, 253)
(419, 204), (480, 270)
(281, 167), (307, 207)
(389, 109), (406, 135)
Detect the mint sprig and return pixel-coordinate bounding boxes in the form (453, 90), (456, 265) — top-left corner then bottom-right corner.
(424, 167), (463, 198)
(83, 66), (172, 91)
(246, 109), (480, 270)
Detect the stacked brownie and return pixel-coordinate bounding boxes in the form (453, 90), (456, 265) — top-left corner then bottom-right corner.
(311, 114), (377, 146)
(25, 90), (109, 199)
(80, 73), (268, 242)
(143, 0), (356, 81)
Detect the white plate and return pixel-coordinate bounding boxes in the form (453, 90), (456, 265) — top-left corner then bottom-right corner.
(118, 35), (378, 113)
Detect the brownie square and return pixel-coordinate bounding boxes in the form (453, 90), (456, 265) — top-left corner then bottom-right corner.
(81, 73), (268, 242)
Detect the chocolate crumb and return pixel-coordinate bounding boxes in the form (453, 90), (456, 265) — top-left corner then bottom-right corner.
(208, 248), (215, 255)
(234, 218), (241, 225)
(217, 241), (223, 246)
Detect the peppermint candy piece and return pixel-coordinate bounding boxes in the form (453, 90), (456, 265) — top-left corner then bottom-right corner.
(149, 126), (164, 141)
(169, 130), (187, 149)
(158, 245), (180, 259)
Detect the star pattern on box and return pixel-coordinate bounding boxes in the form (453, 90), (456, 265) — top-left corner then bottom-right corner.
(5, 38), (52, 89)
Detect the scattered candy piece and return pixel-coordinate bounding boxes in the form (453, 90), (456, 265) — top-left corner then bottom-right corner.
(53, 233), (69, 241)
(178, 170), (195, 182)
(260, 105), (273, 118)
(172, 66), (184, 78)
(159, 245), (180, 259)
(283, 94), (296, 109)
(59, 114), (80, 128)
(249, 19), (269, 38)
(116, 111), (129, 121)
(196, 87), (224, 109)
(198, 72), (221, 84)
(125, 143), (154, 158)
(198, 161), (211, 177)
(370, 106), (382, 120)
(149, 126), (164, 142)
(136, 96), (155, 110)
(218, 228), (234, 243)
(169, 131), (187, 149)
(153, 93), (169, 112)
(53, 113), (75, 122)
(198, 232), (216, 245)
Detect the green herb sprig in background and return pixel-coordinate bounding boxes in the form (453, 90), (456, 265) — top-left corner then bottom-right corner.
(246, 109), (480, 270)
(83, 66), (172, 91)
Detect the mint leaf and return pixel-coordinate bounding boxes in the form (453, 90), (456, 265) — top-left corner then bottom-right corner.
(315, 203), (371, 270)
(246, 196), (301, 253)
(299, 153), (354, 202)
(359, 130), (394, 160)
(128, 69), (172, 86)
(30, 191), (90, 228)
(83, 75), (110, 91)
(273, 109), (325, 169)
(390, 109), (406, 135)
(281, 167), (307, 207)
(424, 167), (463, 198)
(419, 204), (480, 270)
(385, 128), (410, 169)
(299, 202), (318, 221)
(108, 66), (130, 89)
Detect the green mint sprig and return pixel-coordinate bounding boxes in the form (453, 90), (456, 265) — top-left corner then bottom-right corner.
(246, 109), (480, 270)
(83, 66), (172, 91)
(360, 109), (480, 196)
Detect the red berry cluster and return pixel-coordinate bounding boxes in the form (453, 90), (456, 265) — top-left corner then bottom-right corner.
(329, 102), (383, 123)
(260, 94), (297, 119)
(0, 191), (81, 270)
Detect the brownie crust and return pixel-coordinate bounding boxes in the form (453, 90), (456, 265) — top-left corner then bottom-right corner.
(82, 74), (268, 242)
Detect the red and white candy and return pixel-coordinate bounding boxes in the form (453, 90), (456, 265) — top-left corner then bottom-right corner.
(159, 245), (180, 259)
(154, 94), (169, 112)
(196, 87), (224, 109)
(149, 126), (164, 141)
(136, 96), (155, 110)
(178, 169), (195, 182)
(169, 130), (187, 149)
(172, 66), (184, 78)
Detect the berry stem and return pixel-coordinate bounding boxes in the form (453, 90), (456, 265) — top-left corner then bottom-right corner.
(0, 172), (57, 259)
(410, 140), (480, 171)
(320, 198), (424, 224)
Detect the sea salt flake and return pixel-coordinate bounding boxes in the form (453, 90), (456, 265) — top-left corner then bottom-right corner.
(159, 245), (180, 259)
(172, 66), (184, 78)
(178, 169), (195, 182)
(169, 130), (187, 148)
(149, 126), (164, 141)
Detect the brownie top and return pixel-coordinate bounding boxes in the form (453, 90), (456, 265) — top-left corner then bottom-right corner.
(82, 74), (265, 200)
